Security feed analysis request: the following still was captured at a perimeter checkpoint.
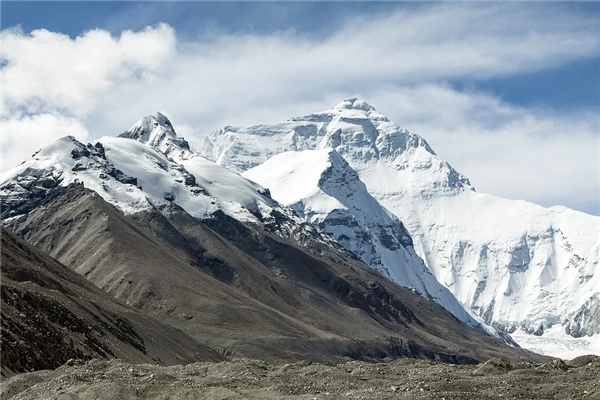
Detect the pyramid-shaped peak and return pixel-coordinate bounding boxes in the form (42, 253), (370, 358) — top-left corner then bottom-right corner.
(129, 112), (174, 134)
(150, 112), (173, 127)
(333, 97), (377, 112)
(120, 112), (192, 161)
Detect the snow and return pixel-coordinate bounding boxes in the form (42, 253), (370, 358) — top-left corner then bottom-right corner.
(182, 155), (275, 218)
(121, 112), (194, 162)
(244, 149), (332, 208)
(511, 326), (600, 360)
(244, 148), (491, 331)
(0, 136), (152, 215)
(200, 97), (600, 354)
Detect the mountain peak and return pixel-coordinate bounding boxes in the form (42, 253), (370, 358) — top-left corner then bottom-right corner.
(150, 111), (173, 127)
(120, 112), (193, 161)
(333, 97), (376, 112)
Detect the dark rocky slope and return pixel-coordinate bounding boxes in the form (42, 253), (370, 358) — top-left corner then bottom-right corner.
(0, 228), (224, 377)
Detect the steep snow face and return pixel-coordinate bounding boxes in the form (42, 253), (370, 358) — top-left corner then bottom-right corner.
(564, 294), (600, 338)
(200, 98), (468, 196)
(388, 186), (600, 337)
(244, 148), (484, 328)
(120, 112), (194, 162)
(200, 98), (600, 346)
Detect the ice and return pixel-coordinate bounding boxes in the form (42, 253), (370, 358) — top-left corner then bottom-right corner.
(511, 325), (600, 360)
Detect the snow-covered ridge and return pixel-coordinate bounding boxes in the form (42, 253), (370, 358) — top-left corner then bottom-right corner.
(200, 98), (470, 197)
(244, 148), (489, 331)
(1, 116), (346, 263)
(1, 113), (286, 224)
(1, 136), (153, 217)
(198, 97), (600, 352)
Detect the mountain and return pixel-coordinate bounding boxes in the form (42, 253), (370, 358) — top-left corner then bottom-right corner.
(120, 112), (194, 161)
(0, 227), (224, 377)
(0, 114), (545, 368)
(243, 148), (489, 332)
(198, 97), (600, 352)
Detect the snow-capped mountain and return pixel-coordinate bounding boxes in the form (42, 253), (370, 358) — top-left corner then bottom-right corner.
(244, 148), (483, 328)
(3, 112), (545, 366)
(0, 114), (342, 255)
(1, 111), (497, 335)
(199, 98), (600, 351)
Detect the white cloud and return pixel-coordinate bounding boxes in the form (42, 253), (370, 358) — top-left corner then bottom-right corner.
(1, 3), (598, 214)
(1, 23), (175, 117)
(1, 113), (90, 171)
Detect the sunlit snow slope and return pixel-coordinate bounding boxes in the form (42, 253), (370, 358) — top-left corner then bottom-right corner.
(0, 113), (329, 252)
(200, 98), (600, 354)
(244, 148), (482, 327)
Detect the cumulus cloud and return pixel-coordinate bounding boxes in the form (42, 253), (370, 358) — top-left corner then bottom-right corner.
(1, 23), (175, 116)
(1, 113), (90, 171)
(1, 3), (598, 213)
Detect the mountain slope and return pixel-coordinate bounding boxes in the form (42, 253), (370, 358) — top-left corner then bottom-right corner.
(0, 227), (224, 377)
(4, 180), (545, 365)
(0, 121), (545, 364)
(243, 148), (485, 330)
(198, 98), (600, 350)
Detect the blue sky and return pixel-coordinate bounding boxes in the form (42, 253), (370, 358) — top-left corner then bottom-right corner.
(1, 2), (599, 214)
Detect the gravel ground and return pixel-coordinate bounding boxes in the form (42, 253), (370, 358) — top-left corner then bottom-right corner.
(2, 355), (600, 400)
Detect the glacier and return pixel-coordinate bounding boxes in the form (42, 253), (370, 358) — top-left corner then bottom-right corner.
(198, 97), (600, 356)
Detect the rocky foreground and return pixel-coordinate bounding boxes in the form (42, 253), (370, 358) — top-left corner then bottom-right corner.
(2, 356), (600, 400)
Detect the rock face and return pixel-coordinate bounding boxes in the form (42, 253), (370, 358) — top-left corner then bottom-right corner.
(198, 98), (600, 340)
(0, 114), (546, 368)
(0, 227), (224, 377)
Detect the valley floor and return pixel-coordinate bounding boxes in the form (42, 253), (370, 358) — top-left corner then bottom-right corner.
(2, 356), (600, 400)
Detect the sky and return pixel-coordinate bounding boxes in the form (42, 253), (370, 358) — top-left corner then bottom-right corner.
(1, 2), (599, 215)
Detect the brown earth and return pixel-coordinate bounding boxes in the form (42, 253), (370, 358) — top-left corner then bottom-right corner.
(2, 355), (600, 400)
(0, 228), (224, 377)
